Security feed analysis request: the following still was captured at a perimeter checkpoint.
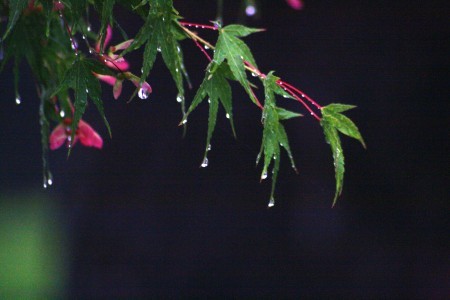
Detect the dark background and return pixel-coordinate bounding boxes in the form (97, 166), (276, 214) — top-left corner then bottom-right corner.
(0, 0), (448, 297)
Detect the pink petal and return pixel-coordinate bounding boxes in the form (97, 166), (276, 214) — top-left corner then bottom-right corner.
(95, 25), (113, 52)
(113, 79), (123, 100)
(49, 124), (67, 150)
(77, 120), (103, 149)
(94, 73), (117, 86)
(105, 55), (130, 71)
(130, 78), (152, 94)
(110, 39), (134, 52)
(286, 0), (303, 10)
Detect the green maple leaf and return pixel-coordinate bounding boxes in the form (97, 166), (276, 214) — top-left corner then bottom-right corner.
(98, 0), (116, 53)
(121, 0), (185, 107)
(213, 24), (263, 106)
(182, 62), (235, 165)
(257, 72), (302, 206)
(55, 57), (114, 152)
(2, 0), (28, 40)
(320, 103), (366, 206)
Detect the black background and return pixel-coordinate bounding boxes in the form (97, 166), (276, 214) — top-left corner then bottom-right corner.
(0, 0), (448, 297)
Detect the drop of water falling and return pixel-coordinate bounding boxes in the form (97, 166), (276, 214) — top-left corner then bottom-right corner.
(268, 197), (275, 208)
(138, 87), (149, 99)
(176, 94), (184, 103)
(201, 157), (209, 168)
(245, 5), (257, 16)
(261, 171), (268, 180)
(226, 113), (230, 119)
(15, 95), (21, 105)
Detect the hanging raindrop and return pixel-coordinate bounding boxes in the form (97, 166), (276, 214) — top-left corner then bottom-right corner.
(207, 98), (211, 104)
(176, 94), (184, 103)
(85, 88), (89, 93)
(268, 197), (275, 208)
(157, 46), (161, 52)
(60, 110), (65, 118)
(207, 144), (212, 151)
(87, 24), (92, 32)
(15, 95), (21, 105)
(201, 157), (209, 168)
(204, 45), (210, 50)
(226, 113), (230, 119)
(138, 87), (149, 99)
(261, 171), (268, 180)
(182, 119), (188, 124)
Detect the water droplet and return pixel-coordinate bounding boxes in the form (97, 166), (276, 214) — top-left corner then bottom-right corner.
(261, 171), (268, 180)
(87, 25), (92, 32)
(141, 67), (144, 74)
(283, 94), (289, 98)
(15, 95), (21, 105)
(273, 155), (277, 160)
(177, 46), (181, 53)
(60, 110), (65, 118)
(226, 113), (230, 119)
(89, 48), (93, 54)
(175, 68), (179, 72)
(157, 46), (161, 52)
(162, 17), (165, 21)
(47, 178), (53, 186)
(251, 72), (257, 77)
(268, 197), (275, 208)
(43, 182), (48, 189)
(176, 94), (184, 103)
(204, 45), (210, 50)
(201, 157), (209, 167)
(82, 35), (86, 40)
(240, 55), (244, 60)
(207, 98), (211, 104)
(182, 119), (188, 124)
(301, 94), (305, 97)
(245, 5), (257, 16)
(85, 88), (89, 93)
(207, 144), (212, 151)
(138, 87), (149, 99)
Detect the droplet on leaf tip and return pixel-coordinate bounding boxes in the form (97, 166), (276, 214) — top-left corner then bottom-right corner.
(268, 197), (275, 208)
(15, 95), (21, 105)
(261, 171), (268, 180)
(176, 94), (184, 103)
(207, 144), (212, 151)
(226, 113), (230, 119)
(201, 157), (209, 168)
(138, 87), (149, 99)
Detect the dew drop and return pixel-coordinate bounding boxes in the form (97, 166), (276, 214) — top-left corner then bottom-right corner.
(157, 46), (161, 52)
(283, 94), (289, 98)
(60, 110), (65, 118)
(245, 5), (257, 16)
(15, 95), (21, 105)
(182, 119), (188, 124)
(268, 197), (275, 208)
(175, 68), (179, 73)
(204, 45), (210, 50)
(177, 46), (181, 53)
(207, 144), (212, 151)
(85, 88), (89, 93)
(207, 98), (211, 104)
(141, 67), (144, 74)
(251, 72), (257, 77)
(87, 25), (92, 32)
(201, 157), (209, 168)
(226, 113), (230, 119)
(82, 35), (86, 40)
(138, 87), (150, 99)
(176, 94), (184, 103)
(261, 171), (268, 180)
(301, 94), (305, 97)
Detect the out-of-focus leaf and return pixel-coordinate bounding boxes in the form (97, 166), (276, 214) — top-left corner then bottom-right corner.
(2, 0), (28, 40)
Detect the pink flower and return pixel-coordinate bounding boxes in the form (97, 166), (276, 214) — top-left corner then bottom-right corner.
(93, 72), (152, 100)
(50, 118), (103, 150)
(286, 0), (304, 10)
(96, 25), (133, 71)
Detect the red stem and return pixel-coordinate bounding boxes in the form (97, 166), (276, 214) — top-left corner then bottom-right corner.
(192, 38), (212, 62)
